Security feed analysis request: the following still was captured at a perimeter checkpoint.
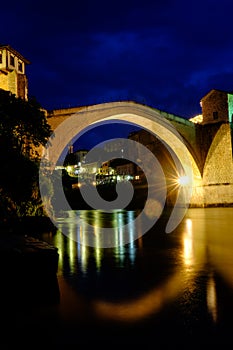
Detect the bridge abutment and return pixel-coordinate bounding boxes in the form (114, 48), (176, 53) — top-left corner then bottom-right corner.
(202, 123), (233, 206)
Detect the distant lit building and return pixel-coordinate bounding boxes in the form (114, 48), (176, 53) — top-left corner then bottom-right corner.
(74, 149), (89, 163)
(0, 44), (30, 100)
(128, 128), (164, 162)
(97, 161), (115, 176)
(103, 138), (128, 158)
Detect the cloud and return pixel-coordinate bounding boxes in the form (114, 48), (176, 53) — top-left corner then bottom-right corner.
(2, 0), (233, 118)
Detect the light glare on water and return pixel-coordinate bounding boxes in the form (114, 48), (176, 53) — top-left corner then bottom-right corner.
(36, 207), (233, 346)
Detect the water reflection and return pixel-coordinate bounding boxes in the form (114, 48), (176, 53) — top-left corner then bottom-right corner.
(53, 210), (140, 274)
(93, 215), (208, 322)
(207, 272), (217, 323)
(43, 208), (233, 326)
(182, 218), (194, 266)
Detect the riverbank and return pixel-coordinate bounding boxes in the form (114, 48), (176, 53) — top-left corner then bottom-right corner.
(0, 225), (60, 307)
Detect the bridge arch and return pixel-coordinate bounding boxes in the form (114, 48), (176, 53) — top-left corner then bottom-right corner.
(46, 101), (204, 207)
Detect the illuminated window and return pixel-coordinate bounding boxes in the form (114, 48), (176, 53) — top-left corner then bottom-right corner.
(10, 55), (15, 67)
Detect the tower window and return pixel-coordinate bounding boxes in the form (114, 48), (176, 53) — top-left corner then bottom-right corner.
(0, 51), (2, 64)
(213, 111), (218, 120)
(18, 61), (23, 72)
(10, 55), (15, 67)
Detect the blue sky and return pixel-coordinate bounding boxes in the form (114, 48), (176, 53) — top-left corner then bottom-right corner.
(2, 0), (233, 148)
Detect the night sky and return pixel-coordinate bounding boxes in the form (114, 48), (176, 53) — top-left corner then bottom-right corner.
(2, 0), (233, 148)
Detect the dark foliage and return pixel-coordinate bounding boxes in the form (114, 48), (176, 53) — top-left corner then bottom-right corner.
(0, 89), (52, 221)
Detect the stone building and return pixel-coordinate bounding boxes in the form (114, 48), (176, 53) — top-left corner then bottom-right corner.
(200, 89), (233, 124)
(189, 89), (233, 125)
(0, 44), (30, 100)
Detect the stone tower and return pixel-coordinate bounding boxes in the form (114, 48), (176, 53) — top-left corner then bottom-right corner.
(200, 89), (233, 124)
(0, 44), (30, 100)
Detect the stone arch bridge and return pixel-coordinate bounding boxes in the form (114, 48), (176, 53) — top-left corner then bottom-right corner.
(46, 101), (233, 207)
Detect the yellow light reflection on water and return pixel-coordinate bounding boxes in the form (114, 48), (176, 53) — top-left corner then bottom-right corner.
(183, 218), (194, 266)
(52, 208), (233, 325)
(78, 222), (88, 274)
(204, 208), (233, 290)
(93, 270), (185, 322)
(207, 272), (217, 323)
(68, 223), (77, 271)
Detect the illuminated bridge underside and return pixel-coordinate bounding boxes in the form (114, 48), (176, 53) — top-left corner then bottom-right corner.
(47, 101), (233, 207)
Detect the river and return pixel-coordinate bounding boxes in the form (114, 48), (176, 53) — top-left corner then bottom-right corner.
(2, 207), (233, 347)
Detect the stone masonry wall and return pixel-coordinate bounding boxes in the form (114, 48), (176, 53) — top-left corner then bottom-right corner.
(17, 74), (28, 100)
(201, 90), (229, 124)
(8, 70), (17, 96)
(0, 72), (8, 91)
(202, 123), (233, 206)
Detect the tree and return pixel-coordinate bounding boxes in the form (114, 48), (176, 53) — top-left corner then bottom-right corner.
(0, 89), (52, 222)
